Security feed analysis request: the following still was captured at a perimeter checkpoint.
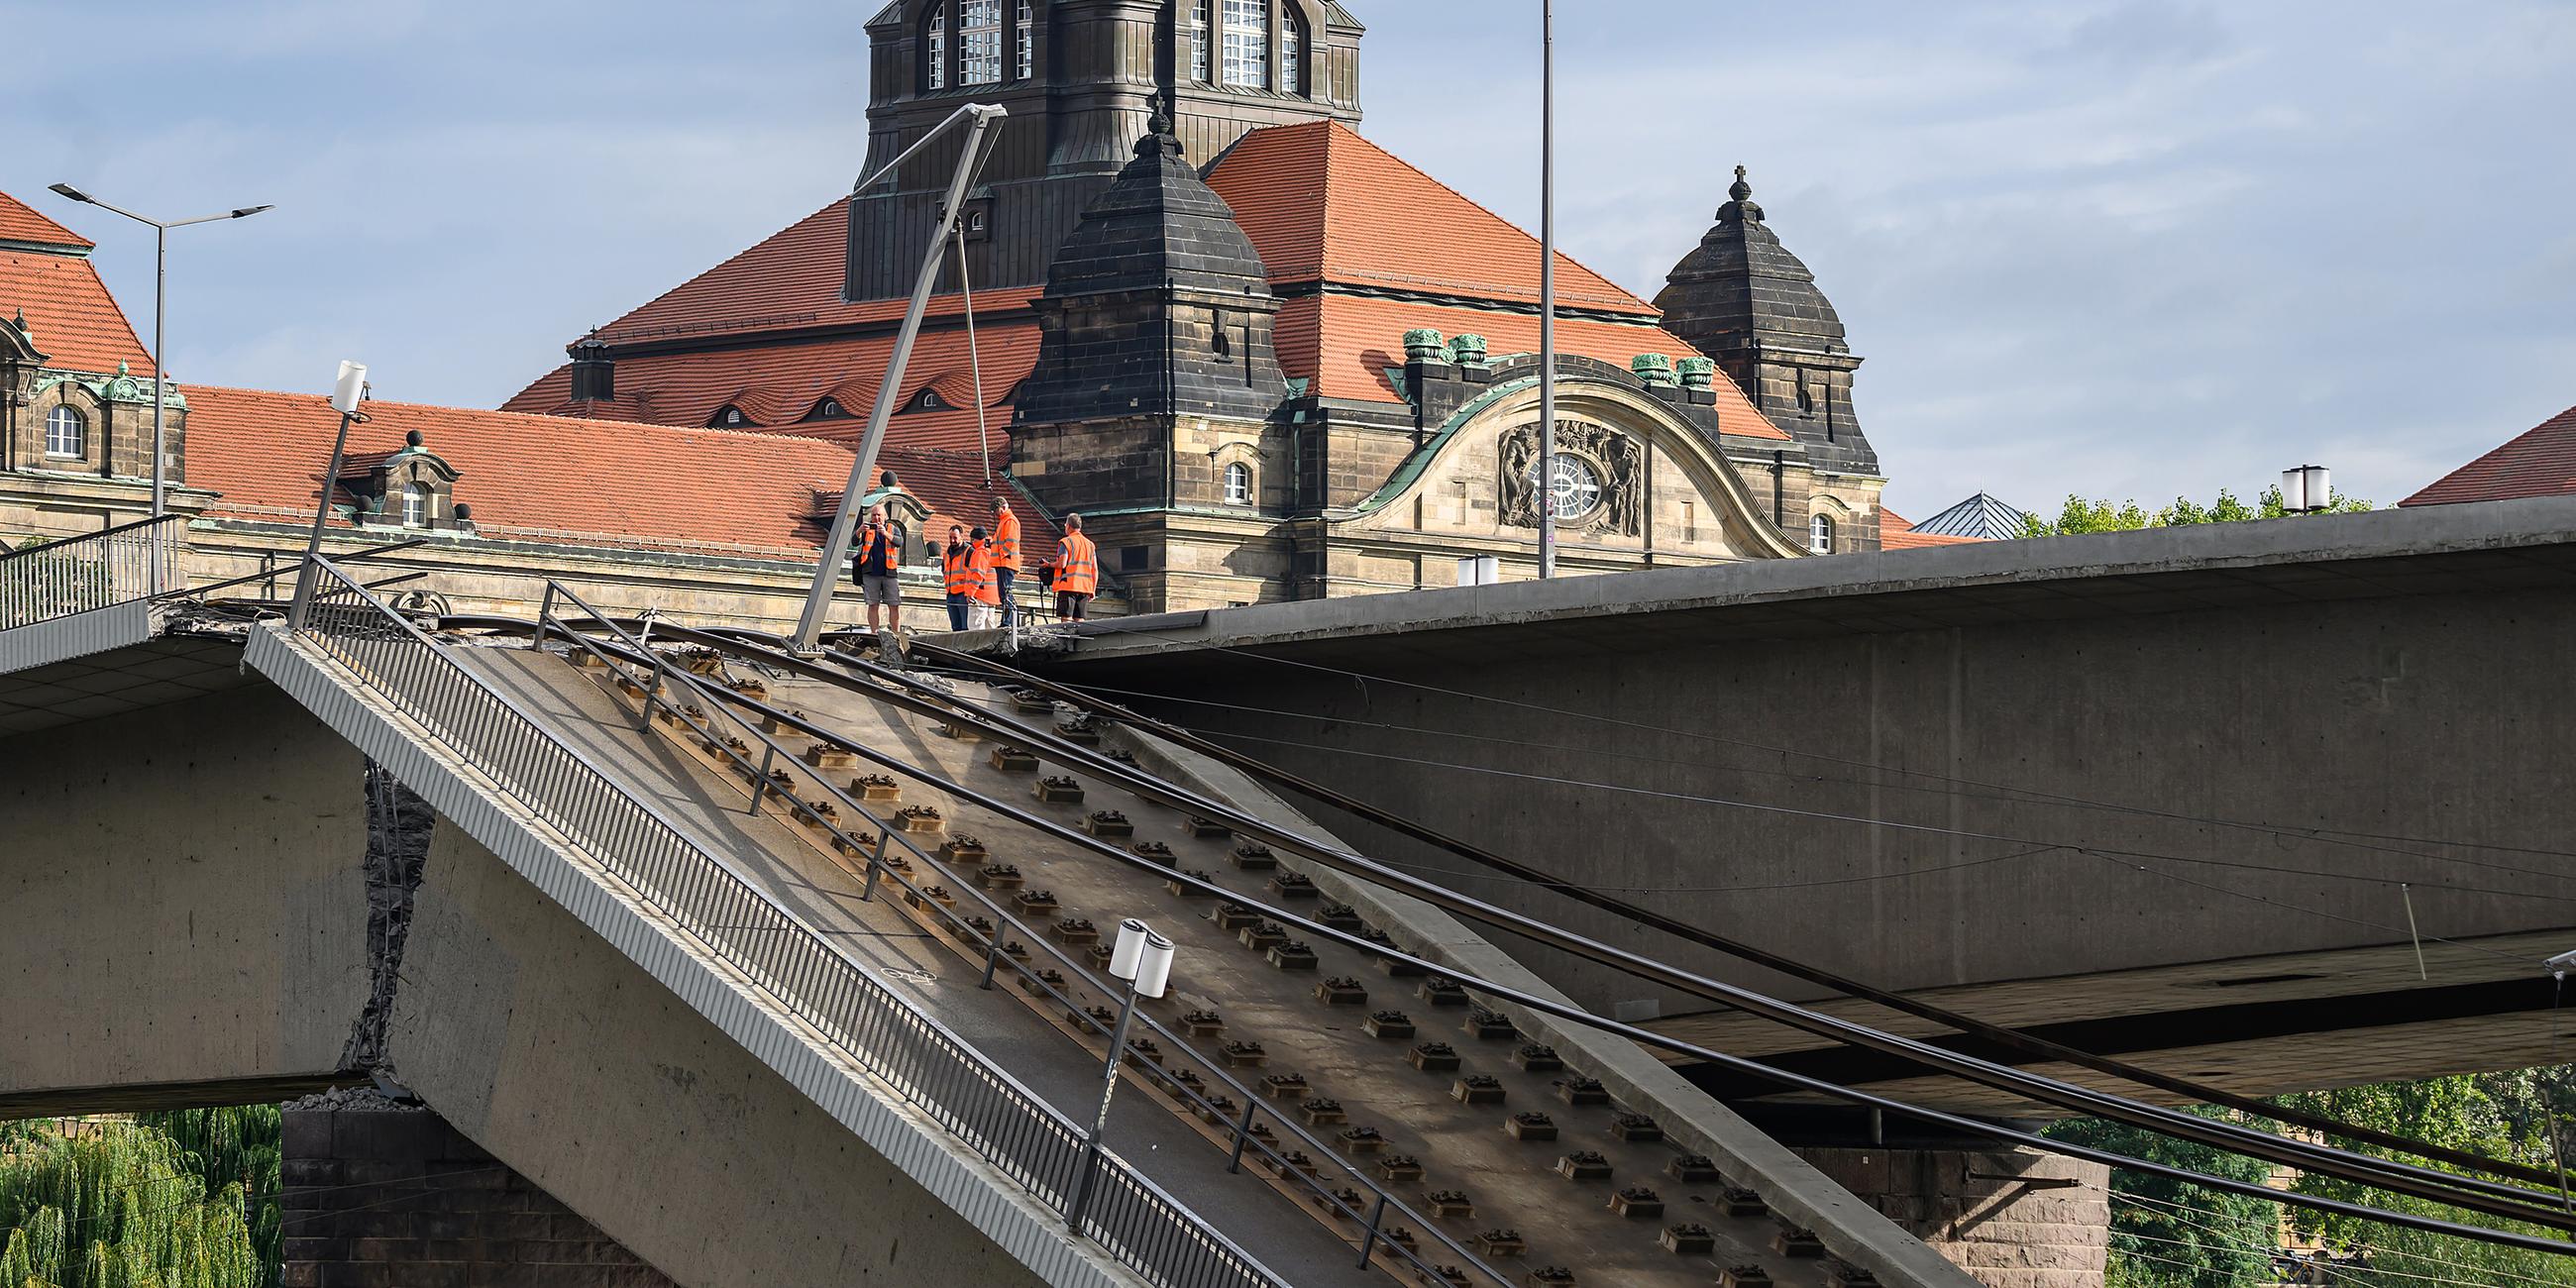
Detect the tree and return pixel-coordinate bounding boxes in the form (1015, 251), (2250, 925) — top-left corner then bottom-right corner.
(2048, 1110), (2279, 1288)
(0, 1110), (277, 1288)
(2023, 484), (2373, 537)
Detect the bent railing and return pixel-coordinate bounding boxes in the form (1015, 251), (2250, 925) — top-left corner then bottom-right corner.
(0, 515), (186, 630)
(287, 559), (1281, 1288)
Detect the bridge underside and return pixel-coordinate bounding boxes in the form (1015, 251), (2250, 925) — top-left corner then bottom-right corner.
(1037, 499), (2576, 1121)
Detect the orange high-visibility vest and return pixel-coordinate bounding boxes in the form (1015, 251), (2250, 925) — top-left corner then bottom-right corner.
(942, 543), (980, 596)
(1054, 533), (1098, 595)
(991, 509), (1021, 572)
(968, 540), (1001, 604)
(852, 525), (897, 575)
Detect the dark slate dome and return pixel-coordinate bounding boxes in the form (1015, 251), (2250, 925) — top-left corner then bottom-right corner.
(1042, 109), (1273, 299)
(1654, 166), (1848, 355)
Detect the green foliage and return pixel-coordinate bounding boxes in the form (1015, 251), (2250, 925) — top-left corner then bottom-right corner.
(2022, 484), (2374, 537)
(0, 1112), (277, 1288)
(133, 1109), (280, 1282)
(2048, 1109), (2278, 1288)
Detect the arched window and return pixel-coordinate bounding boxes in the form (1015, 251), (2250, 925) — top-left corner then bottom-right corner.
(1282, 7), (1305, 96)
(402, 482), (430, 528)
(1188, 0), (1212, 82)
(1016, 0), (1034, 78)
(43, 405), (84, 458)
(713, 405), (747, 428)
(1220, 0), (1268, 88)
(1809, 511), (1835, 554)
(1224, 462), (1251, 504)
(959, 0), (1004, 85)
(925, 5), (948, 89)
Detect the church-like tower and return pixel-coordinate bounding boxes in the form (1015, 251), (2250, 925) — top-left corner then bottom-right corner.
(847, 0), (1361, 302)
(1656, 167), (1880, 482)
(1008, 108), (1289, 610)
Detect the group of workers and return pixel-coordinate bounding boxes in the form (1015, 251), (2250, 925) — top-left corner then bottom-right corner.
(850, 496), (1098, 636)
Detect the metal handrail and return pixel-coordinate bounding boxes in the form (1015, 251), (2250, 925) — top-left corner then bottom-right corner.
(0, 515), (187, 630)
(287, 560), (1282, 1288)
(535, 589), (1507, 1287)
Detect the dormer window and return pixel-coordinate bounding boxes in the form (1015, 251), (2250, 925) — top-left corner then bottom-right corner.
(44, 405), (84, 459)
(906, 387), (950, 413)
(402, 482), (430, 528)
(806, 397), (846, 421)
(712, 405), (748, 428)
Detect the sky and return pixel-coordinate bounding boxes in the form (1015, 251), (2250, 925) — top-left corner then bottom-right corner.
(6, 0), (2572, 517)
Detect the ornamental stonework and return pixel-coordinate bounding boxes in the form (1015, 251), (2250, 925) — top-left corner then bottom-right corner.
(1497, 420), (1644, 538)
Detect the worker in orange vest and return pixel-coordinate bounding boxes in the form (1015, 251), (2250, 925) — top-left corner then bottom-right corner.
(939, 523), (977, 632)
(990, 498), (1022, 628)
(849, 506), (904, 636)
(1052, 513), (1098, 622)
(966, 525), (1001, 631)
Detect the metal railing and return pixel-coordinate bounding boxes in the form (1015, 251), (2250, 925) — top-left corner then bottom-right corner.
(289, 560), (1282, 1288)
(533, 588), (1508, 1288)
(0, 515), (187, 630)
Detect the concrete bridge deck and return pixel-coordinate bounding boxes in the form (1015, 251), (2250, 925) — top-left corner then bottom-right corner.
(1032, 496), (2576, 1120)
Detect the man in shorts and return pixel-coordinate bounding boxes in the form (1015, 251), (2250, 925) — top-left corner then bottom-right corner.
(851, 507), (903, 634)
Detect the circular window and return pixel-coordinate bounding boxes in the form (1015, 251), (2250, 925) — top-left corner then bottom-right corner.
(1530, 454), (1602, 523)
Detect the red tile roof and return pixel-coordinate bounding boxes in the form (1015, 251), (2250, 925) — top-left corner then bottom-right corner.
(1279, 292), (1786, 438)
(0, 247), (153, 375)
(183, 385), (863, 556)
(0, 192), (90, 251)
(875, 445), (1061, 555)
(1878, 507), (1983, 550)
(504, 289), (1041, 444)
(589, 197), (963, 346)
(1209, 121), (1656, 315)
(2402, 402), (2576, 506)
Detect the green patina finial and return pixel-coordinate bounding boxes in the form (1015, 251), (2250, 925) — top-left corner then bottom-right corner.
(1401, 328), (1447, 363)
(1674, 356), (1716, 389)
(1631, 353), (1677, 386)
(1448, 333), (1488, 367)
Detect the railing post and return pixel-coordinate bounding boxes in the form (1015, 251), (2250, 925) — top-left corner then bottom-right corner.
(1356, 1191), (1389, 1266)
(1226, 1098), (1259, 1174)
(980, 923), (1007, 990)
(1067, 986), (1140, 1234)
(747, 742), (775, 813)
(860, 832), (888, 902)
(536, 583), (557, 650)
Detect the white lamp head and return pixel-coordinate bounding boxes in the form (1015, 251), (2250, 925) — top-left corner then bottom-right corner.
(331, 361), (369, 415)
(1131, 931), (1175, 999)
(2280, 467), (2307, 513)
(1110, 917), (1150, 982)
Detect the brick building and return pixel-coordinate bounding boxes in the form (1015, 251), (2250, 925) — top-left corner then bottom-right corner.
(502, 0), (1901, 612)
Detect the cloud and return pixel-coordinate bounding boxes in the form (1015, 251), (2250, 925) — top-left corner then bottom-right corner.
(2, 0), (2569, 518)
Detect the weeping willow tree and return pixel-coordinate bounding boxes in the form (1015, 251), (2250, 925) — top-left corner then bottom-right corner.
(0, 1113), (272, 1288)
(134, 1108), (281, 1281)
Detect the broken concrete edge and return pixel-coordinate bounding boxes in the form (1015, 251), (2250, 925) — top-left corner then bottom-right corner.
(243, 622), (1173, 1288)
(1063, 491), (2576, 660)
(1121, 729), (1986, 1288)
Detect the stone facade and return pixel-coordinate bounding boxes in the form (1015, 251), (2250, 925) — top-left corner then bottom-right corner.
(281, 1099), (676, 1288)
(849, 0), (1359, 301)
(1794, 1147), (2112, 1288)
(1, 309), (200, 536)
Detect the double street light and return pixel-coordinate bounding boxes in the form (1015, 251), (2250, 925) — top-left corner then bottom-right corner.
(47, 183), (273, 518)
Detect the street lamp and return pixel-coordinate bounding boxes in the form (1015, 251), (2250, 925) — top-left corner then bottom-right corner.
(2280, 464), (2333, 515)
(1066, 917), (1173, 1234)
(47, 183), (273, 518)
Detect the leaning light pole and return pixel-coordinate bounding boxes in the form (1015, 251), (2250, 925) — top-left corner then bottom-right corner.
(47, 184), (272, 518)
(793, 102), (1007, 650)
(1535, 0), (1558, 580)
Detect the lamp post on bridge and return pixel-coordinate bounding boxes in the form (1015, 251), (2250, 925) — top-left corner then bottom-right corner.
(1065, 917), (1173, 1234)
(46, 184), (272, 519)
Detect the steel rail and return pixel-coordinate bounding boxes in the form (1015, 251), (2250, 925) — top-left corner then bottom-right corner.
(534, 589), (1507, 1287)
(541, 621), (2576, 1258)
(909, 639), (2576, 1196)
(698, 626), (2576, 1230)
